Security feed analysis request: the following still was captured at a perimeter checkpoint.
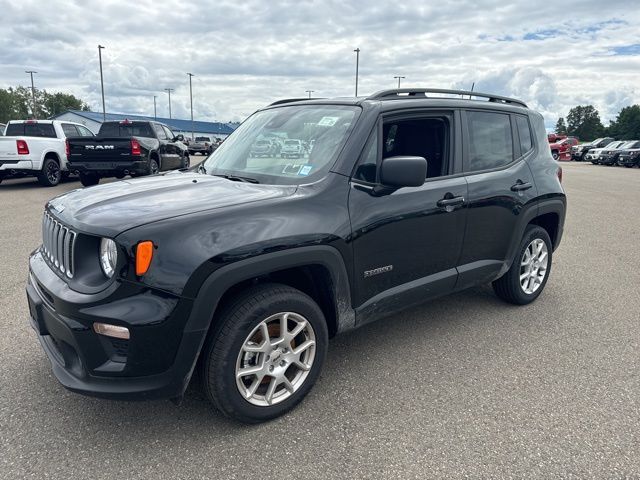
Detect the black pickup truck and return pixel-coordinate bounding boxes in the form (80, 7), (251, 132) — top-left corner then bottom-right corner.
(67, 120), (190, 186)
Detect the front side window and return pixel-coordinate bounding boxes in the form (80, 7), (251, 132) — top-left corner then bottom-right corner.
(202, 105), (359, 185)
(466, 111), (513, 171)
(353, 127), (378, 183)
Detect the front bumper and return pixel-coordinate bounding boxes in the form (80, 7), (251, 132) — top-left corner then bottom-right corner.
(27, 250), (205, 400)
(619, 155), (639, 166)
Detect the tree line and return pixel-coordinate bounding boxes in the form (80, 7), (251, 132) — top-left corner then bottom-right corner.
(0, 86), (90, 124)
(554, 104), (640, 142)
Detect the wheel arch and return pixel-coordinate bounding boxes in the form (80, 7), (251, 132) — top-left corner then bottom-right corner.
(185, 246), (355, 340)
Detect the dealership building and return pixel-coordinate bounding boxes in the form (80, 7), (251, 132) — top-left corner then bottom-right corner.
(50, 110), (238, 140)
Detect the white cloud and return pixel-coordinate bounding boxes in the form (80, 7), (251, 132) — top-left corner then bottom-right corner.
(0, 0), (639, 126)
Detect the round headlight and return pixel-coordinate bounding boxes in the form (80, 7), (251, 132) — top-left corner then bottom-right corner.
(99, 238), (118, 278)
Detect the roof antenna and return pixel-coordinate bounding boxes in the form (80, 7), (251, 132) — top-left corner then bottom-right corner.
(469, 82), (475, 100)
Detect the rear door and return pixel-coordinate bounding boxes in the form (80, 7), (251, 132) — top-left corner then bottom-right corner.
(152, 124), (173, 169)
(456, 109), (538, 289)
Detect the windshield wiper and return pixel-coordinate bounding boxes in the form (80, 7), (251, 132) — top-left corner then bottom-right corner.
(212, 173), (260, 184)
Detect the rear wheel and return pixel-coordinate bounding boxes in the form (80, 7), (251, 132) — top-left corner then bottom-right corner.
(200, 283), (328, 423)
(79, 173), (100, 187)
(493, 225), (553, 305)
(146, 157), (160, 175)
(37, 157), (61, 187)
(181, 154), (190, 169)
(551, 150), (559, 160)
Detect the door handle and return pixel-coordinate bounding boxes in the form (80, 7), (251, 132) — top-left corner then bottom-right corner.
(511, 181), (532, 192)
(437, 196), (465, 209)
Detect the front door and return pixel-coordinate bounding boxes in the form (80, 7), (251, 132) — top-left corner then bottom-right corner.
(348, 111), (468, 323)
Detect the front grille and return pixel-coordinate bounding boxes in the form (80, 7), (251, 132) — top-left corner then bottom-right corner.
(42, 212), (77, 278)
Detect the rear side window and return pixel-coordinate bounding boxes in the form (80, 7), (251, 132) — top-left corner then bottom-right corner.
(61, 124), (79, 137)
(5, 123), (57, 138)
(154, 124), (167, 140)
(466, 111), (513, 171)
(515, 116), (533, 155)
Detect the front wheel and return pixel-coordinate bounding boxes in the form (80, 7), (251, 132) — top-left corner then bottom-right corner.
(493, 225), (553, 305)
(37, 158), (61, 187)
(200, 283), (328, 423)
(551, 151), (559, 160)
(181, 154), (190, 169)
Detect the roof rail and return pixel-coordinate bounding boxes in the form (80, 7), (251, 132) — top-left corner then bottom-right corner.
(268, 98), (323, 106)
(367, 88), (528, 108)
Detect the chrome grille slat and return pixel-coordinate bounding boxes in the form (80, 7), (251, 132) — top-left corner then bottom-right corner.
(42, 212), (77, 278)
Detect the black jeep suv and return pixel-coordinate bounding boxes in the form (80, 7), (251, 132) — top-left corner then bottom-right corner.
(26, 88), (566, 423)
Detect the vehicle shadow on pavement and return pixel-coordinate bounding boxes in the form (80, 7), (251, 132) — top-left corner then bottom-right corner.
(0, 177), (81, 190)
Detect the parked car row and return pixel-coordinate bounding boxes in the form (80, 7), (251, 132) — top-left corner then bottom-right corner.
(249, 137), (311, 158)
(584, 140), (640, 167)
(0, 118), (193, 187)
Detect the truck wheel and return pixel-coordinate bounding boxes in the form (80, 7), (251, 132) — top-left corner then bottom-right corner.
(146, 157), (160, 175)
(79, 173), (100, 187)
(181, 155), (190, 169)
(200, 283), (328, 423)
(37, 157), (62, 187)
(551, 151), (559, 160)
(493, 225), (552, 305)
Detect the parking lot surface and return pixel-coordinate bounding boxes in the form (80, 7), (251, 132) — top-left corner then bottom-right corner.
(1, 163), (639, 479)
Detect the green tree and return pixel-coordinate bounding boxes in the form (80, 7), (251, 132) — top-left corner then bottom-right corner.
(0, 86), (89, 123)
(555, 117), (567, 135)
(607, 105), (640, 140)
(566, 105), (604, 141)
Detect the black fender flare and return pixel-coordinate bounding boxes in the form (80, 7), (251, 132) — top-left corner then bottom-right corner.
(501, 197), (566, 275)
(184, 245), (355, 335)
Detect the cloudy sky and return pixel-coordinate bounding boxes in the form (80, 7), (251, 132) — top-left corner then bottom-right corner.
(1, 0), (638, 128)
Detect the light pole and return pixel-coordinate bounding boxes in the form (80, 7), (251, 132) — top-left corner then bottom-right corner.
(153, 95), (157, 119)
(25, 71), (37, 119)
(164, 88), (174, 119)
(394, 76), (406, 89)
(305, 90), (314, 98)
(98, 45), (106, 122)
(187, 73), (194, 141)
(353, 48), (360, 97)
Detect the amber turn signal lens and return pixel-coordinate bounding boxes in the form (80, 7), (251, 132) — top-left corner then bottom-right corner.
(135, 241), (154, 276)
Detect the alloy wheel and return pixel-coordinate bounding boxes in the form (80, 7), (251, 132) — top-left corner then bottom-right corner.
(235, 312), (316, 406)
(520, 238), (549, 294)
(47, 161), (60, 183)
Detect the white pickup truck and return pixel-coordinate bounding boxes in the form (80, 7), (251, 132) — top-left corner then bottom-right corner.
(0, 120), (94, 186)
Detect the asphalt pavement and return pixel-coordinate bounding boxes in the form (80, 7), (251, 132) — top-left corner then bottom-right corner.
(1, 162), (639, 479)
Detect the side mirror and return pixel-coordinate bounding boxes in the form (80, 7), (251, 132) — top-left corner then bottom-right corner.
(175, 134), (184, 142)
(379, 156), (427, 188)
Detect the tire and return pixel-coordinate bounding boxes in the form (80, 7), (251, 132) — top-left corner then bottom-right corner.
(493, 225), (553, 305)
(146, 157), (160, 175)
(37, 157), (61, 187)
(200, 283), (328, 423)
(551, 151), (559, 160)
(181, 155), (190, 169)
(79, 173), (100, 187)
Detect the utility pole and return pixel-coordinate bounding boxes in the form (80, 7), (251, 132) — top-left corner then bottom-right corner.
(187, 73), (194, 141)
(305, 90), (314, 98)
(25, 71), (37, 119)
(394, 76), (406, 89)
(353, 48), (360, 97)
(164, 88), (174, 119)
(98, 45), (106, 122)
(153, 95), (157, 119)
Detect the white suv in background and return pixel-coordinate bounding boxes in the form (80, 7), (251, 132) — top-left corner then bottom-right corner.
(0, 120), (94, 186)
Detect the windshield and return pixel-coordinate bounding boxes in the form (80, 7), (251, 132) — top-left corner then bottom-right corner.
(620, 141), (638, 149)
(604, 141), (621, 149)
(202, 105), (359, 184)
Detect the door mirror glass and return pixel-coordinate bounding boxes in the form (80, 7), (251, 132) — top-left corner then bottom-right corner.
(175, 134), (184, 142)
(380, 156), (427, 187)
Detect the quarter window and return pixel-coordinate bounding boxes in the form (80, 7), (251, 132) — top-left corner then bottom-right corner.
(61, 124), (79, 137)
(466, 111), (513, 171)
(515, 116), (533, 155)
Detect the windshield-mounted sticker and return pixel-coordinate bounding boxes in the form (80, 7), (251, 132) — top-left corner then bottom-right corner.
(299, 165), (312, 176)
(318, 116), (338, 127)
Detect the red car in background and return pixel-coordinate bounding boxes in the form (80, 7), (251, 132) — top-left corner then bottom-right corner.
(549, 137), (578, 161)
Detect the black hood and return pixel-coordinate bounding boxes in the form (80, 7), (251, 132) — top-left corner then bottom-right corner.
(47, 171), (296, 237)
